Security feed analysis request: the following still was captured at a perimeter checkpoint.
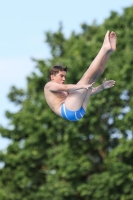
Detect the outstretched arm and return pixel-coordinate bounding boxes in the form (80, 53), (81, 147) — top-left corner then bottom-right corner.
(91, 78), (115, 96)
(45, 81), (95, 92)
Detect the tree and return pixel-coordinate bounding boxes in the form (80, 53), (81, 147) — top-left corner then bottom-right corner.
(0, 6), (133, 200)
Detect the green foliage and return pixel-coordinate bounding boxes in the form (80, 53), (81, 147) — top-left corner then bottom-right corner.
(0, 6), (133, 200)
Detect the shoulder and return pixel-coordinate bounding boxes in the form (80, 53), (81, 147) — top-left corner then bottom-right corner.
(44, 81), (54, 88)
(44, 81), (58, 92)
(44, 81), (50, 88)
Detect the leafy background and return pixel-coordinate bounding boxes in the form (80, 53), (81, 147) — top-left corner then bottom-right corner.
(0, 5), (133, 200)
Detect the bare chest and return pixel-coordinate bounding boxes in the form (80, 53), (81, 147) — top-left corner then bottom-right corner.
(53, 91), (68, 99)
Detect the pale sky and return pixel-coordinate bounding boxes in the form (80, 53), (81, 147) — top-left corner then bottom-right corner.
(1, 0), (133, 150)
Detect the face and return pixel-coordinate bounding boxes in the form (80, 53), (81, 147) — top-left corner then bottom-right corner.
(51, 71), (66, 84)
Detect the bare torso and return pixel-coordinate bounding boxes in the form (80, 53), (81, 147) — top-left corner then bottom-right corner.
(44, 84), (68, 116)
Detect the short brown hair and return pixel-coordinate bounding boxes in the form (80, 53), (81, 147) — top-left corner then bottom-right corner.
(49, 65), (68, 80)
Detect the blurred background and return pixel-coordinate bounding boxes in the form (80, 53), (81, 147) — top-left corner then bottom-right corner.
(1, 1), (133, 199)
(1, 0), (133, 150)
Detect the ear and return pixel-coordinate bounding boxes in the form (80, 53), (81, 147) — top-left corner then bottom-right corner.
(51, 74), (55, 81)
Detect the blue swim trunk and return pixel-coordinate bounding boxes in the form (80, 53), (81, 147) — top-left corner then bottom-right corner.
(60, 103), (85, 121)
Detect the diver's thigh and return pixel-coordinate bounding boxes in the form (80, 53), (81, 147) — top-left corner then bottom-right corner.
(65, 90), (87, 111)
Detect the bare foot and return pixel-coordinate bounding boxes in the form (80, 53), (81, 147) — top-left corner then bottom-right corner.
(102, 30), (117, 52)
(109, 31), (117, 51)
